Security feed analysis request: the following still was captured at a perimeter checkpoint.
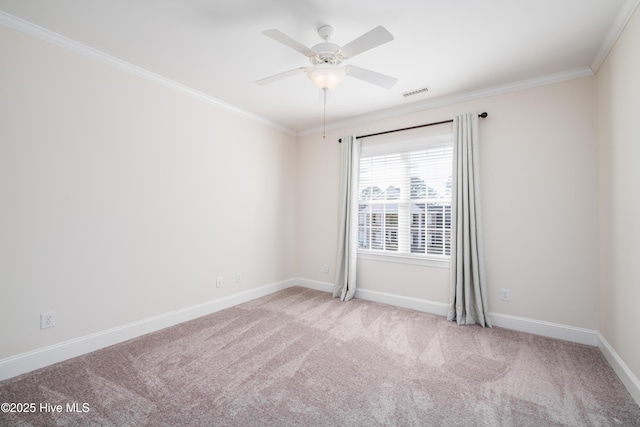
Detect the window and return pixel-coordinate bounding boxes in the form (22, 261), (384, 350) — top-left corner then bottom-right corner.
(358, 135), (452, 264)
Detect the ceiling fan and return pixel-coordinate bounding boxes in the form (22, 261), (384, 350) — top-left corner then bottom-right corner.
(256, 25), (398, 90)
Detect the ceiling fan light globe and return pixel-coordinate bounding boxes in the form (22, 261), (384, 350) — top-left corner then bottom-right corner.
(308, 64), (346, 90)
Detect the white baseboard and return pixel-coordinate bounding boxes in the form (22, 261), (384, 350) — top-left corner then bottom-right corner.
(3, 278), (638, 409)
(292, 280), (597, 345)
(354, 288), (450, 317)
(292, 278), (451, 316)
(597, 333), (640, 406)
(489, 312), (599, 346)
(346, 285), (639, 407)
(0, 279), (296, 381)
(293, 277), (334, 293)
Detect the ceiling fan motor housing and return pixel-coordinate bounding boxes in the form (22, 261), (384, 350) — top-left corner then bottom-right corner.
(310, 42), (342, 65)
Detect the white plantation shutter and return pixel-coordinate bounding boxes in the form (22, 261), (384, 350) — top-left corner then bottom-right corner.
(358, 135), (452, 259)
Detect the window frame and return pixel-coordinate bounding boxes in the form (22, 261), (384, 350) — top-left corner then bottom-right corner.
(357, 134), (452, 269)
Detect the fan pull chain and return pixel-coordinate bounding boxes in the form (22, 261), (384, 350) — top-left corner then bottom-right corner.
(323, 88), (327, 139)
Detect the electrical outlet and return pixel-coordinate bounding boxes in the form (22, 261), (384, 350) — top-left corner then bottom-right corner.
(323, 264), (329, 274)
(235, 273), (241, 283)
(216, 276), (223, 288)
(41, 311), (56, 329)
(500, 289), (511, 301)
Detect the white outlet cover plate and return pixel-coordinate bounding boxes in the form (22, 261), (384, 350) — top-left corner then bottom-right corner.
(41, 311), (56, 329)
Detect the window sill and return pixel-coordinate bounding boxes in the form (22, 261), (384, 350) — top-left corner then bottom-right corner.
(357, 251), (450, 269)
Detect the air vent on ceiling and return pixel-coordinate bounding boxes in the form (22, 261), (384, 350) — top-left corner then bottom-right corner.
(402, 87), (430, 97)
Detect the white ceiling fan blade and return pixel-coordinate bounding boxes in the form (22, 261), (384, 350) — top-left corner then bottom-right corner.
(261, 29), (316, 57)
(255, 67), (308, 85)
(339, 26), (394, 59)
(346, 66), (398, 89)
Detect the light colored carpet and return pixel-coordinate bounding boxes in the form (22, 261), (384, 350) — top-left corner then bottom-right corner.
(1, 286), (639, 426)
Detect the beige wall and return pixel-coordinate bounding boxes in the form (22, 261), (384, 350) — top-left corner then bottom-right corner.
(596, 8), (640, 381)
(298, 75), (599, 329)
(3, 8), (634, 381)
(0, 25), (298, 359)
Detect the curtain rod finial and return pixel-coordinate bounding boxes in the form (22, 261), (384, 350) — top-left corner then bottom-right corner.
(479, 112), (488, 118)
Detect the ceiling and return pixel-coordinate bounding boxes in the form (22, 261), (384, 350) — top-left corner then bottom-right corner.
(0, 0), (637, 134)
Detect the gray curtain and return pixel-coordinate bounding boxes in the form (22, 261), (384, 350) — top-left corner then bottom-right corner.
(447, 113), (492, 327)
(333, 135), (360, 301)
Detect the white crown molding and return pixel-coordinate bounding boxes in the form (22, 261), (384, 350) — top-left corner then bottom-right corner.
(591, 0), (640, 73)
(0, 11), (296, 136)
(3, 3), (635, 139)
(299, 66), (594, 136)
(3, 5), (629, 139)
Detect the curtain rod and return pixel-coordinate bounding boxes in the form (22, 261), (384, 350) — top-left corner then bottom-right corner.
(338, 112), (488, 143)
